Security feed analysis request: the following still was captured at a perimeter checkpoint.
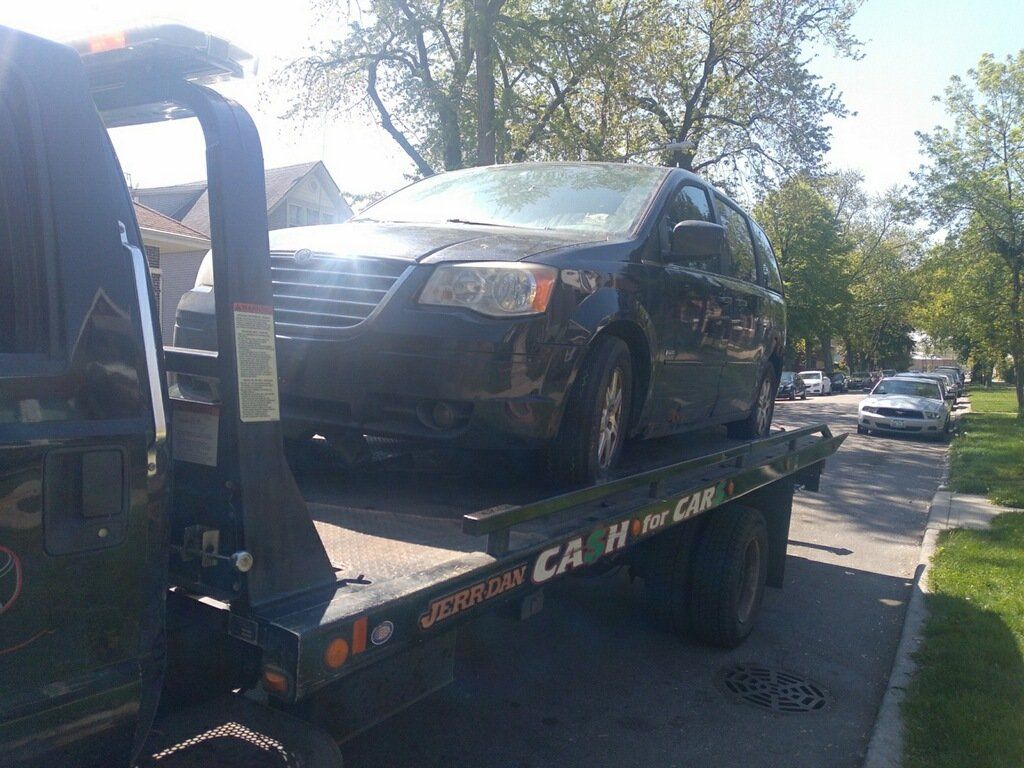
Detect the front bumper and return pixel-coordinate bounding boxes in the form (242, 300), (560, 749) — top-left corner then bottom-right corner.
(858, 413), (946, 435)
(173, 281), (581, 448)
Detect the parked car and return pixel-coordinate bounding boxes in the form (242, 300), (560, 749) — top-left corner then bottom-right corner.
(934, 366), (965, 395)
(894, 371), (955, 403)
(847, 371), (870, 390)
(175, 161), (787, 484)
(830, 371), (848, 393)
(777, 371), (808, 400)
(798, 370), (831, 395)
(858, 376), (952, 440)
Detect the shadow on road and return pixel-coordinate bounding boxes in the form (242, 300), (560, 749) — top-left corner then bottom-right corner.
(342, 555), (915, 768)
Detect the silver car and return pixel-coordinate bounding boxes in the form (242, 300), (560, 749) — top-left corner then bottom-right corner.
(858, 377), (952, 440)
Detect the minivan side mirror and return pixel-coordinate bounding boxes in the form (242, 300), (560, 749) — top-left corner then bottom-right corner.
(670, 220), (725, 263)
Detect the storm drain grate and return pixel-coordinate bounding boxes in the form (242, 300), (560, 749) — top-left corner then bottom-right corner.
(720, 664), (830, 713)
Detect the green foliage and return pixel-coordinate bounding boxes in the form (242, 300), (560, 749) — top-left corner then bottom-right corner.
(754, 176), (850, 347)
(754, 172), (919, 371)
(915, 52), (1024, 416)
(903, 513), (1024, 768)
(277, 0), (861, 182)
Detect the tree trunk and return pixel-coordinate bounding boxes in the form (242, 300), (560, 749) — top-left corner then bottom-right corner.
(819, 333), (833, 376)
(1011, 265), (1024, 418)
(475, 0), (496, 166)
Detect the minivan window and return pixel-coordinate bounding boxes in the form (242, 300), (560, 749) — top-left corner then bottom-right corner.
(660, 183), (716, 271)
(713, 195), (757, 283)
(0, 86), (50, 355)
(751, 221), (783, 293)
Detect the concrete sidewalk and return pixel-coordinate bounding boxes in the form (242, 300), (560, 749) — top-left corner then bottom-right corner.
(862, 490), (1012, 768)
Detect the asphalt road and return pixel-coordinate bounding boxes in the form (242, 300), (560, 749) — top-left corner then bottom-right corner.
(341, 392), (954, 768)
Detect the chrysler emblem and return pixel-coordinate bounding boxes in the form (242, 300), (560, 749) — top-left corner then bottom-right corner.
(293, 248), (313, 265)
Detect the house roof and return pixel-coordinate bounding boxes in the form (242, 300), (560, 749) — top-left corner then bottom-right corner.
(179, 161), (338, 235)
(133, 201), (209, 240)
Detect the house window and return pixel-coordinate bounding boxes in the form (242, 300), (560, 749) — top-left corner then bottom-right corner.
(287, 203), (333, 227)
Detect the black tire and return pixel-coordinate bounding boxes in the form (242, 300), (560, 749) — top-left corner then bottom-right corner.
(545, 335), (632, 486)
(688, 505), (769, 648)
(641, 522), (704, 637)
(857, 425), (868, 435)
(801, 392), (807, 400)
(726, 367), (777, 440)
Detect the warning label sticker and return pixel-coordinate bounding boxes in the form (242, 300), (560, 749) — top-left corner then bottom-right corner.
(172, 402), (219, 466)
(233, 303), (280, 423)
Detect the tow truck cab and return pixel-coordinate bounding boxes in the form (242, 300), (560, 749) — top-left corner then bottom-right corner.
(0, 24), (319, 767)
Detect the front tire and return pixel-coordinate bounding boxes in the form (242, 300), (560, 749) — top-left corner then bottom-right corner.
(727, 368), (777, 440)
(545, 336), (632, 486)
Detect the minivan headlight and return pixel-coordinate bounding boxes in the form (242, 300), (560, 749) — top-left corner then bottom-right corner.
(194, 250), (214, 287)
(419, 262), (557, 317)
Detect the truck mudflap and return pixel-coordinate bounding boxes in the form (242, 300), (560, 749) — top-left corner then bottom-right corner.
(249, 424), (845, 702)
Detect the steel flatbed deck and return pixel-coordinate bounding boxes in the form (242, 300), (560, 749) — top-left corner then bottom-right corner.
(211, 423), (844, 704)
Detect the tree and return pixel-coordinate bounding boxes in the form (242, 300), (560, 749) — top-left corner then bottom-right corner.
(915, 52), (1024, 416)
(277, 0), (861, 181)
(754, 175), (851, 371)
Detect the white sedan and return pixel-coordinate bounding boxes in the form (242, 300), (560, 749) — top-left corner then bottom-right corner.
(798, 370), (831, 395)
(858, 377), (952, 440)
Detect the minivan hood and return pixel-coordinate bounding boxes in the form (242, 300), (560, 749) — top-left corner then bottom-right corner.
(267, 220), (608, 264)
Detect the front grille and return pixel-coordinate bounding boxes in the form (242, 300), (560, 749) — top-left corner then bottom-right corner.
(270, 251), (408, 337)
(876, 407), (924, 419)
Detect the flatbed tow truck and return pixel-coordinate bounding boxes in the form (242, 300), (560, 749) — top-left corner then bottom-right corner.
(0, 25), (846, 767)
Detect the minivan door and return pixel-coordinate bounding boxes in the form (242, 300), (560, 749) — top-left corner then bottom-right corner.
(644, 182), (725, 430)
(0, 28), (167, 768)
(712, 195), (763, 416)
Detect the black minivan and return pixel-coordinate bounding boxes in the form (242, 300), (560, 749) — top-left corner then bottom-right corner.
(175, 162), (786, 483)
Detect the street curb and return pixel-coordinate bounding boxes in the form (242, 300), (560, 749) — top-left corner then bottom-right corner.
(861, 490), (946, 768)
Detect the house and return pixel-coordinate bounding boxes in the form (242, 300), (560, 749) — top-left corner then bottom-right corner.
(133, 161), (352, 236)
(133, 202), (211, 343)
(133, 161), (353, 343)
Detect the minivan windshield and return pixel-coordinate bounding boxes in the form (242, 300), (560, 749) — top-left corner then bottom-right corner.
(357, 163), (668, 235)
(871, 378), (942, 399)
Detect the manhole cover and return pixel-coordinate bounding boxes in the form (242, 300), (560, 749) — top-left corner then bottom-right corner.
(720, 664), (830, 713)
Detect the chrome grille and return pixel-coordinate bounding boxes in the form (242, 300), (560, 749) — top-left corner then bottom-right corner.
(269, 251), (408, 337)
(876, 407), (924, 419)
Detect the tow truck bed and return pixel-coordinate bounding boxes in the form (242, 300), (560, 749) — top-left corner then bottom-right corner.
(226, 423), (843, 710)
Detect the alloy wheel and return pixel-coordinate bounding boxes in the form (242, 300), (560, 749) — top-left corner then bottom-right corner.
(754, 377), (773, 435)
(597, 367), (624, 468)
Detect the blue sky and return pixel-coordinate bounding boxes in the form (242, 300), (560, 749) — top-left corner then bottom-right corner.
(6, 0), (1024, 201)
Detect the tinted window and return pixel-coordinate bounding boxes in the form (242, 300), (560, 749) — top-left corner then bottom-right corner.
(360, 164), (667, 235)
(660, 183), (716, 270)
(713, 195), (757, 283)
(751, 221), (783, 293)
(0, 83), (50, 355)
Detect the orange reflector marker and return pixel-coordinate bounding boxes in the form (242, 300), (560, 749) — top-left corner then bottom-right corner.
(89, 31), (127, 53)
(352, 617), (368, 655)
(531, 271), (557, 313)
(262, 667), (289, 695)
(324, 637), (350, 669)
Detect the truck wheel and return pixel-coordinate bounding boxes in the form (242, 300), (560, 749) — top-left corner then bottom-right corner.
(727, 368), (777, 440)
(545, 335), (632, 486)
(641, 521), (704, 636)
(688, 505), (769, 648)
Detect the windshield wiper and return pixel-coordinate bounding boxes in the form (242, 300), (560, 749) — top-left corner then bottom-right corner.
(446, 218), (506, 227)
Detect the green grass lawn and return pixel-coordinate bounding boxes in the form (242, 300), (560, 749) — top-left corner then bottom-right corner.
(902, 513), (1024, 768)
(949, 386), (1024, 508)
